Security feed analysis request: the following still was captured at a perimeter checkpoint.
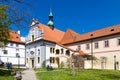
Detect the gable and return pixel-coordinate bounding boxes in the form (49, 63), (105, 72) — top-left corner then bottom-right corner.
(60, 29), (81, 44)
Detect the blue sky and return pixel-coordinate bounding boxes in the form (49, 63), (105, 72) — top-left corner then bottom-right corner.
(11, 0), (120, 37)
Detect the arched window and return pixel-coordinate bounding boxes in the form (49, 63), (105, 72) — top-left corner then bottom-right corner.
(66, 50), (70, 56)
(56, 49), (60, 54)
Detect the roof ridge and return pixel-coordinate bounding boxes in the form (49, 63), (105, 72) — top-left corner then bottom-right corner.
(63, 24), (120, 45)
(81, 24), (120, 35)
(68, 29), (76, 41)
(38, 23), (65, 33)
(38, 23), (65, 43)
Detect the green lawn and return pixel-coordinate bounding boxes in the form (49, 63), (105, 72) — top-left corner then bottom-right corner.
(0, 67), (25, 80)
(36, 69), (120, 80)
(0, 70), (14, 80)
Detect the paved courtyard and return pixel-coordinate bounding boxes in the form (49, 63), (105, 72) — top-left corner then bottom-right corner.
(22, 69), (37, 80)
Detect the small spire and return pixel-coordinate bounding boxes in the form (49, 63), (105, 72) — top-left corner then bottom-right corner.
(47, 8), (54, 30)
(49, 8), (53, 16)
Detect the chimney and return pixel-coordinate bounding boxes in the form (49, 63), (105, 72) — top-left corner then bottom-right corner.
(18, 30), (20, 35)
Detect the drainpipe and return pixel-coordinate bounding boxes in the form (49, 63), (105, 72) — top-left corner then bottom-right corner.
(34, 46), (36, 68)
(91, 39), (93, 69)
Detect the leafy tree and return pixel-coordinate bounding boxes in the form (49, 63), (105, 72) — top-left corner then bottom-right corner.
(82, 54), (97, 60)
(0, 5), (11, 47)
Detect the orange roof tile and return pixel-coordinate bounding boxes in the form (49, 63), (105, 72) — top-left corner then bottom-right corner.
(9, 30), (23, 43)
(62, 24), (120, 45)
(60, 29), (81, 44)
(38, 23), (65, 43)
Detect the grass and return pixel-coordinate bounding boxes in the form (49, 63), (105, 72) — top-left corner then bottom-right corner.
(0, 70), (14, 80)
(0, 65), (26, 80)
(36, 69), (120, 80)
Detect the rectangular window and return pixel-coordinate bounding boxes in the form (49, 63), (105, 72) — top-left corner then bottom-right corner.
(95, 42), (99, 49)
(86, 44), (90, 50)
(50, 47), (52, 53)
(53, 48), (55, 53)
(50, 47), (55, 54)
(104, 40), (109, 47)
(3, 50), (7, 54)
(61, 48), (64, 54)
(50, 57), (52, 63)
(16, 44), (19, 47)
(118, 39), (120, 45)
(32, 35), (34, 42)
(78, 45), (81, 50)
(50, 57), (55, 63)
(10, 43), (13, 46)
(53, 57), (55, 63)
(38, 57), (40, 63)
(56, 49), (60, 54)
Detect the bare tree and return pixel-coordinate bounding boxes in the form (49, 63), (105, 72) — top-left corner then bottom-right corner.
(0, 0), (33, 30)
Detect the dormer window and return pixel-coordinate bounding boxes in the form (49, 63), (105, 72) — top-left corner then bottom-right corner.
(91, 34), (93, 36)
(16, 37), (19, 38)
(111, 29), (114, 31)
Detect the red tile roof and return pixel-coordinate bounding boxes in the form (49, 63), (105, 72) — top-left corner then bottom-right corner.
(60, 29), (81, 44)
(62, 24), (120, 45)
(9, 30), (24, 43)
(38, 23), (65, 43)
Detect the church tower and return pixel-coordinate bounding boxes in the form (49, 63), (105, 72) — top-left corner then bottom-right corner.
(47, 8), (54, 30)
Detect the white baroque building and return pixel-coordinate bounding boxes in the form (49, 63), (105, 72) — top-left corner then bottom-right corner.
(25, 18), (74, 68)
